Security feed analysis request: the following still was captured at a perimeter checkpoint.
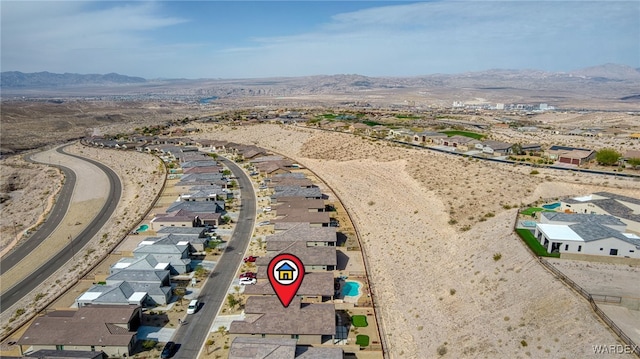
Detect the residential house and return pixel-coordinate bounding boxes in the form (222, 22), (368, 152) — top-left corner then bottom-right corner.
(244, 272), (334, 303)
(132, 242), (191, 274)
(17, 305), (141, 357)
(270, 211), (331, 227)
(438, 135), (480, 151)
(545, 145), (595, 165)
(228, 297), (335, 345)
(271, 187), (323, 201)
(520, 143), (542, 154)
(476, 140), (512, 155)
(76, 281), (149, 307)
(257, 241), (337, 271)
(268, 177), (315, 189)
(182, 166), (222, 174)
(560, 192), (640, 233)
(228, 337), (343, 359)
(273, 198), (326, 213)
(534, 212), (640, 258)
(23, 349), (108, 359)
(622, 150), (640, 168)
(413, 131), (447, 144)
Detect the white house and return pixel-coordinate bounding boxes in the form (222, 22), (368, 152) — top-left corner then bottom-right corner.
(560, 192), (640, 233)
(534, 213), (640, 258)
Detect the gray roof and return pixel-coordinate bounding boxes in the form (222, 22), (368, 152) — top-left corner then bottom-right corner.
(229, 297), (335, 336)
(229, 337), (296, 359)
(81, 281), (138, 304)
(151, 233), (207, 246)
(167, 201), (224, 213)
(272, 187), (323, 199)
(567, 192), (640, 223)
(133, 243), (189, 256)
(180, 160), (219, 168)
(273, 173), (307, 179)
(128, 282), (172, 297)
(24, 349), (107, 359)
(480, 140), (512, 150)
(179, 173), (224, 182)
(111, 255), (169, 272)
(106, 269), (169, 283)
(541, 212), (626, 227)
(273, 199), (325, 211)
(243, 272), (334, 297)
(569, 222), (640, 246)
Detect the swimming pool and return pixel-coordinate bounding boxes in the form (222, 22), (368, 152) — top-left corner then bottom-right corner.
(542, 202), (560, 210)
(136, 224), (149, 232)
(342, 281), (361, 297)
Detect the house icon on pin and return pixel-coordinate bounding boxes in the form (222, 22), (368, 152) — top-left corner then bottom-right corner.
(276, 262), (295, 281)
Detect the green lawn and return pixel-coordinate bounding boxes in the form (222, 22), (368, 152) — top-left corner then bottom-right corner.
(520, 207), (556, 216)
(363, 120), (382, 126)
(516, 228), (560, 258)
(356, 335), (370, 347)
(440, 130), (485, 140)
(351, 315), (368, 327)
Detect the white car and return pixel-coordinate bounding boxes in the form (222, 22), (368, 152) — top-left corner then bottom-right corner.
(187, 299), (199, 314)
(239, 277), (257, 285)
(263, 207), (272, 212)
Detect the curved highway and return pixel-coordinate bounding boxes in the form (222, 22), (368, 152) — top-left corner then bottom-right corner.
(0, 145), (122, 313)
(0, 153), (76, 273)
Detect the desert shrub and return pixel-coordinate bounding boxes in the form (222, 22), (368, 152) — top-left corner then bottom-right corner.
(493, 253), (502, 261)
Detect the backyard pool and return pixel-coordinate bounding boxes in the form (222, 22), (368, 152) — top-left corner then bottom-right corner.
(136, 224), (149, 232)
(542, 202), (561, 210)
(342, 281), (362, 297)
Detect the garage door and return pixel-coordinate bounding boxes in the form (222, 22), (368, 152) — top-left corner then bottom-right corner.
(559, 157), (571, 163)
(571, 158), (580, 165)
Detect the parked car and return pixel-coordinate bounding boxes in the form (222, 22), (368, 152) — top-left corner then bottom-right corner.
(161, 341), (176, 359)
(239, 277), (257, 285)
(187, 299), (199, 314)
(263, 207), (272, 212)
(239, 272), (256, 279)
(243, 256), (258, 263)
(258, 221), (270, 226)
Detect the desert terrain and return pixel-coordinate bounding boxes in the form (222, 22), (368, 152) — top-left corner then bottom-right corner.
(186, 123), (640, 358)
(1, 66), (639, 357)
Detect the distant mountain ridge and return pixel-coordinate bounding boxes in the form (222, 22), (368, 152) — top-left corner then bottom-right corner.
(0, 71), (146, 88)
(2, 64), (639, 89)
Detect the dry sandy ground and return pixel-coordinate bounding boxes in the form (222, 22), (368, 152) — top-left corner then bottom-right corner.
(192, 123), (640, 358)
(0, 144), (163, 338)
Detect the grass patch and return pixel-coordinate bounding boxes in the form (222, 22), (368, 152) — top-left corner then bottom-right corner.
(440, 130), (485, 140)
(352, 315), (369, 327)
(321, 113), (337, 119)
(395, 114), (421, 119)
(516, 229), (560, 257)
(520, 207), (555, 216)
(356, 334), (370, 347)
(363, 120), (382, 126)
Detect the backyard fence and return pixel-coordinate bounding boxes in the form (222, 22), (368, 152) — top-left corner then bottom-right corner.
(517, 215), (640, 357)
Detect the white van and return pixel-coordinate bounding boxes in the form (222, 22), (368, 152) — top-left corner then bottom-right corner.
(187, 299), (199, 314)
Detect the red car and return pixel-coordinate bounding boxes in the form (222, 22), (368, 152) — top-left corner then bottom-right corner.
(243, 256), (257, 263)
(239, 272), (256, 279)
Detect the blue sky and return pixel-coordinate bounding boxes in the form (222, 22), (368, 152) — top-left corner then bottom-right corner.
(1, 1), (638, 79)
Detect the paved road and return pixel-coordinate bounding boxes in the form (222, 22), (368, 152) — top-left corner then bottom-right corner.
(0, 145), (121, 313)
(172, 156), (256, 359)
(1, 149), (76, 273)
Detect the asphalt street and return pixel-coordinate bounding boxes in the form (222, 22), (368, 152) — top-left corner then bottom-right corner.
(0, 145), (121, 313)
(171, 156), (257, 359)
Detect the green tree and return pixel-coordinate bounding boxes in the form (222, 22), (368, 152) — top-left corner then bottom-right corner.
(595, 148), (622, 166)
(627, 157), (640, 168)
(511, 143), (523, 155)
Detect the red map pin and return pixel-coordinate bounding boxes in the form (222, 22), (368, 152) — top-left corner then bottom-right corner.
(267, 253), (305, 308)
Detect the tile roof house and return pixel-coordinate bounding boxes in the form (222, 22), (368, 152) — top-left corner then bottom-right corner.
(229, 297), (335, 345)
(545, 145), (596, 165)
(270, 211), (331, 227)
(23, 349), (108, 359)
(17, 305), (141, 357)
(257, 241), (337, 271)
(244, 272), (335, 302)
(560, 192), (640, 233)
(534, 212), (640, 258)
(228, 337), (343, 359)
(438, 135), (481, 151)
(273, 199), (326, 212)
(271, 187), (323, 202)
(476, 140), (513, 155)
(414, 131), (448, 143)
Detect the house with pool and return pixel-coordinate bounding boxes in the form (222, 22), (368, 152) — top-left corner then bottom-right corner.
(247, 271), (335, 303)
(534, 212), (640, 258)
(559, 192), (640, 233)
